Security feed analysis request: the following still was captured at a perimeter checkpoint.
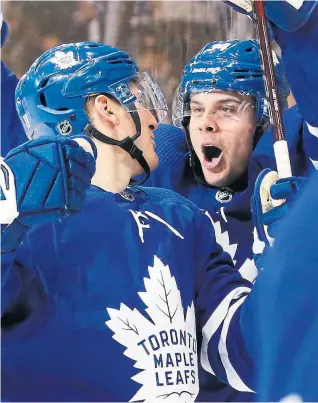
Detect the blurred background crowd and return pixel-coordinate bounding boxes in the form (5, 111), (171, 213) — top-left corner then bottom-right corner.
(2, 1), (257, 113)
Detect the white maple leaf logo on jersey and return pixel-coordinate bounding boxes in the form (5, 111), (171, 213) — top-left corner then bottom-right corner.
(239, 228), (263, 283)
(51, 51), (78, 69)
(310, 157), (318, 170)
(105, 256), (198, 402)
(205, 211), (238, 264)
(204, 210), (259, 283)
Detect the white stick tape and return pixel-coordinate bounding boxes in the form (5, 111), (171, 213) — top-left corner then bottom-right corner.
(274, 140), (292, 179)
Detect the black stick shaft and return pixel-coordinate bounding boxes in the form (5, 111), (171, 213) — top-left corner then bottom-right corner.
(252, 0), (285, 142)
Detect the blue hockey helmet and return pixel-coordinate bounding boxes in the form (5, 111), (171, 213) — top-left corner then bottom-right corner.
(15, 41), (168, 181)
(1, 12), (9, 48)
(16, 41), (167, 139)
(172, 39), (290, 132)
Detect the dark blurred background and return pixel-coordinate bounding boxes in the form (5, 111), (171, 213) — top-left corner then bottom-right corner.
(2, 1), (256, 111)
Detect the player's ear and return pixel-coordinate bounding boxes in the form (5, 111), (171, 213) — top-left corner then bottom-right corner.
(94, 94), (119, 126)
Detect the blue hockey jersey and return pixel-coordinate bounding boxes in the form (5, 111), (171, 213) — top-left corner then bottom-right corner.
(147, 5), (318, 400)
(149, 123), (261, 275)
(1, 185), (253, 402)
(150, 113), (318, 276)
(1, 62), (28, 155)
(149, 0), (318, 263)
(241, 171), (318, 402)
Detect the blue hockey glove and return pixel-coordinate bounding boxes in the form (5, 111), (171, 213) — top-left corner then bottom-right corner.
(1, 135), (97, 252)
(223, 0), (253, 16)
(251, 168), (306, 248)
(222, 0), (274, 40)
(223, 1), (317, 32)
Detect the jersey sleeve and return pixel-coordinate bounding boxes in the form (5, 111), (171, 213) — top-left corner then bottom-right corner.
(273, 4), (318, 127)
(194, 210), (255, 392)
(251, 107), (318, 177)
(1, 224), (54, 324)
(272, 7), (318, 176)
(1, 249), (20, 315)
(143, 124), (189, 190)
(240, 171), (318, 401)
(302, 121), (318, 173)
(250, 8), (318, 179)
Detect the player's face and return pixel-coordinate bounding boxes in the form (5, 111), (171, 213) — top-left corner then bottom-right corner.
(188, 91), (256, 187)
(115, 89), (159, 176)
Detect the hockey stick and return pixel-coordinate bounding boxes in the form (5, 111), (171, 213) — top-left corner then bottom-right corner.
(252, 0), (292, 179)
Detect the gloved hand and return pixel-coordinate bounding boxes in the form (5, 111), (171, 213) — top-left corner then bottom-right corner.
(251, 168), (306, 270)
(251, 168), (306, 247)
(1, 135), (97, 252)
(222, 0), (274, 40)
(223, 0), (253, 16)
(223, 1), (317, 32)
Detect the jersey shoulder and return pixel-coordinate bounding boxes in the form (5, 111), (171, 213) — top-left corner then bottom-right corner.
(154, 123), (188, 166)
(251, 105), (304, 175)
(145, 124), (190, 188)
(139, 185), (203, 215)
(254, 105), (303, 157)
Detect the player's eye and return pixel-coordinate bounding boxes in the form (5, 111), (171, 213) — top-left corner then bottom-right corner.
(191, 106), (204, 115)
(219, 105), (235, 114)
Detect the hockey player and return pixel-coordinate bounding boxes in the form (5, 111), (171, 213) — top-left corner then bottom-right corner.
(146, 1), (318, 400)
(2, 41), (309, 402)
(151, 0), (318, 261)
(149, 39), (290, 274)
(1, 12), (28, 155)
(1, 41), (254, 402)
(147, 44), (289, 398)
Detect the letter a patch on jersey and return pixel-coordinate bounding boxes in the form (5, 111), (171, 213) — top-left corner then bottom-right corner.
(105, 256), (199, 402)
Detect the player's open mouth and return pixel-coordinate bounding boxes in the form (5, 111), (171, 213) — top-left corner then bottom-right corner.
(202, 145), (223, 169)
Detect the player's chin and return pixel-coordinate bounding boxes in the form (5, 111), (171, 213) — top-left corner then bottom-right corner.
(147, 152), (160, 172)
(204, 172), (228, 187)
(200, 157), (227, 186)
(202, 165), (230, 187)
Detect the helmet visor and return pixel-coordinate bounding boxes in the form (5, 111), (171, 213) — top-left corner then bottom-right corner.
(128, 71), (168, 124)
(172, 85), (257, 128)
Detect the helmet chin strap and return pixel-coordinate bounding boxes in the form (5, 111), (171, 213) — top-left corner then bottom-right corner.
(186, 130), (211, 188)
(182, 118), (211, 188)
(84, 104), (150, 186)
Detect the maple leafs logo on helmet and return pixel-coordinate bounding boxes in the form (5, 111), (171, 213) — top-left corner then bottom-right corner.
(50, 51), (79, 70)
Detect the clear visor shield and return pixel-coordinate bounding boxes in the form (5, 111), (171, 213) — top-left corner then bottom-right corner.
(129, 72), (168, 124)
(172, 87), (257, 129)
